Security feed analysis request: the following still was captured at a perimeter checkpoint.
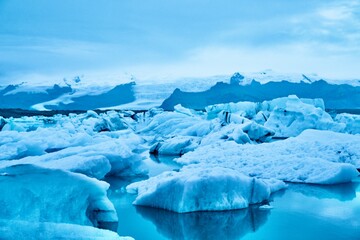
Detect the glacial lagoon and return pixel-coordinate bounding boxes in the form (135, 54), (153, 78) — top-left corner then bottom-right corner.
(108, 158), (360, 240)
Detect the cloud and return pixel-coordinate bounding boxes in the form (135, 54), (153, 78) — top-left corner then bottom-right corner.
(125, 42), (360, 80)
(317, 0), (359, 21)
(0, 0), (359, 84)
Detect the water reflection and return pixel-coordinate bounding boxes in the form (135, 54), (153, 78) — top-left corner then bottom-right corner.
(109, 177), (360, 240)
(136, 206), (270, 240)
(288, 181), (359, 201)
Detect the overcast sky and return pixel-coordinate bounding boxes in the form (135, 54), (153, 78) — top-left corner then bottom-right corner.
(0, 0), (359, 84)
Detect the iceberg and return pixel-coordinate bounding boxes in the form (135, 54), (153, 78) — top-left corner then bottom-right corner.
(206, 95), (345, 138)
(0, 164), (117, 228)
(264, 96), (344, 137)
(0, 137), (146, 179)
(150, 136), (201, 156)
(0, 127), (93, 161)
(0, 220), (133, 240)
(138, 111), (213, 138)
(177, 130), (360, 184)
(335, 113), (360, 134)
(127, 166), (286, 213)
(0, 113), (147, 179)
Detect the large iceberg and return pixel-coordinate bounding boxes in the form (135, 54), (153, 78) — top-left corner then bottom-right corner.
(138, 111), (213, 138)
(176, 130), (359, 184)
(127, 166), (286, 213)
(0, 112), (147, 179)
(334, 113), (360, 134)
(0, 220), (133, 240)
(263, 96), (344, 137)
(0, 164), (117, 228)
(0, 135), (146, 179)
(206, 95), (345, 137)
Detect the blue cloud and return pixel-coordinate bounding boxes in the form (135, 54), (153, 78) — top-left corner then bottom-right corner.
(0, 0), (359, 82)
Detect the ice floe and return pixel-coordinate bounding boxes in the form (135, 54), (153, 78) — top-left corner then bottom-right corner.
(0, 164), (117, 227)
(127, 166), (286, 213)
(177, 130), (360, 184)
(0, 220), (133, 240)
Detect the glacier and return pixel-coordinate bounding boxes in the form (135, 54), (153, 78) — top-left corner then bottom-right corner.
(1, 71), (359, 111)
(176, 130), (359, 184)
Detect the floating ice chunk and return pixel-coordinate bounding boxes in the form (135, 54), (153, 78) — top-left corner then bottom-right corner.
(174, 104), (197, 116)
(204, 96), (339, 138)
(335, 113), (360, 134)
(0, 127), (147, 179)
(177, 130), (360, 184)
(261, 95), (325, 111)
(0, 136), (146, 179)
(82, 111), (131, 133)
(150, 136), (201, 156)
(227, 125), (252, 144)
(217, 110), (252, 125)
(0, 220), (132, 240)
(258, 204), (273, 210)
(241, 121), (274, 141)
(200, 124), (251, 145)
(0, 164), (118, 228)
(138, 111), (213, 137)
(0, 128), (93, 160)
(205, 96), (325, 120)
(2, 120), (26, 132)
(127, 167), (285, 213)
(206, 102), (258, 119)
(253, 111), (269, 125)
(264, 96), (344, 137)
(200, 121), (273, 146)
(287, 130), (360, 168)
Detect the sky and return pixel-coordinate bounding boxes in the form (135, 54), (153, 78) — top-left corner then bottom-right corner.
(0, 0), (359, 84)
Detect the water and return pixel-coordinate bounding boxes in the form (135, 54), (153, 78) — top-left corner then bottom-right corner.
(107, 158), (360, 240)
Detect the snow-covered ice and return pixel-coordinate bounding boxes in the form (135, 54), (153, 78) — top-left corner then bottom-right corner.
(0, 92), (359, 237)
(0, 112), (147, 179)
(334, 113), (360, 134)
(150, 136), (201, 156)
(176, 130), (360, 184)
(0, 220), (133, 240)
(263, 96), (344, 137)
(206, 95), (345, 137)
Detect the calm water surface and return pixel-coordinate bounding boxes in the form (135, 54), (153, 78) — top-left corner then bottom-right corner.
(107, 157), (360, 240)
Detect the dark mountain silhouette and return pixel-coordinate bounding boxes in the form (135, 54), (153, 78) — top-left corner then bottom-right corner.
(0, 84), (72, 109)
(160, 80), (360, 110)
